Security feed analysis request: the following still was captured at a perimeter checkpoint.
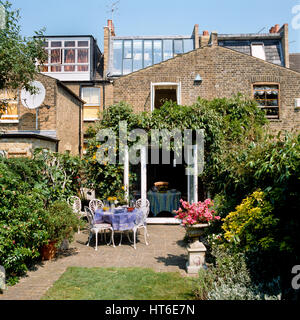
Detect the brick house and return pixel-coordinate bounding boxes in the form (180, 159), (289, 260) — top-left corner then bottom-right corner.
(103, 21), (300, 134)
(0, 73), (84, 157)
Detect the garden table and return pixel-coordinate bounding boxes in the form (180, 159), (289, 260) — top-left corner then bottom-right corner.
(147, 190), (181, 216)
(94, 208), (144, 231)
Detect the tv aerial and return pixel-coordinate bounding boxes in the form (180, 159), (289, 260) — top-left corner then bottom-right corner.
(106, 0), (120, 21)
(21, 81), (46, 130)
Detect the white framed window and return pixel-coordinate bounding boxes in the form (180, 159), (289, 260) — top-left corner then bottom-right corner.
(0, 89), (19, 123)
(251, 43), (266, 61)
(41, 39), (90, 74)
(81, 87), (101, 121)
(150, 82), (181, 111)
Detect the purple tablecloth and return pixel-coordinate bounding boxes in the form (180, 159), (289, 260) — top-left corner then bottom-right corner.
(94, 208), (143, 231)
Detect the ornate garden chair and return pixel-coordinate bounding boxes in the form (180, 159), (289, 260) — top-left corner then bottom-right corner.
(68, 196), (86, 234)
(84, 207), (115, 251)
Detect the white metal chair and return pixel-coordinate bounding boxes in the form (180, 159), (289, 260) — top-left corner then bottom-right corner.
(68, 196), (86, 234)
(89, 199), (104, 214)
(132, 198), (150, 249)
(85, 207), (115, 251)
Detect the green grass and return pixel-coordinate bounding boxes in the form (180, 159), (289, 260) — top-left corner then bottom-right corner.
(42, 267), (198, 300)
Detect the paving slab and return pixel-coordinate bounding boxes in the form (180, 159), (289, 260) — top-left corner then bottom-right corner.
(0, 225), (188, 300)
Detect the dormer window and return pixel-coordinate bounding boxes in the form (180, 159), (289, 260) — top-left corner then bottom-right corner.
(40, 37), (92, 81)
(251, 43), (266, 61)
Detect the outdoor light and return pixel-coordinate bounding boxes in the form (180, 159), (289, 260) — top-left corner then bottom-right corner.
(194, 74), (202, 85)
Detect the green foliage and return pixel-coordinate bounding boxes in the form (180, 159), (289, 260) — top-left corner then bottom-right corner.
(33, 149), (84, 202)
(0, 1), (47, 114)
(41, 201), (83, 248)
(85, 95), (266, 198)
(0, 153), (84, 284)
(194, 245), (281, 300)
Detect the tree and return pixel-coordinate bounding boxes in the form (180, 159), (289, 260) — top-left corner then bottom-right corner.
(0, 1), (47, 114)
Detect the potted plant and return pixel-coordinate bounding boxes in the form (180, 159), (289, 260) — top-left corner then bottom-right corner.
(40, 201), (84, 260)
(174, 199), (221, 243)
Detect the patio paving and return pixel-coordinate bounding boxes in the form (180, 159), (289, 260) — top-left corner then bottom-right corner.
(0, 225), (189, 300)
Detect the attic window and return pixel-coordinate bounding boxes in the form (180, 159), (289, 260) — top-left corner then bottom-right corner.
(251, 43), (266, 61)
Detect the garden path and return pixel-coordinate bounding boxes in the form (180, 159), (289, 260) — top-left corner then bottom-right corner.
(0, 225), (188, 300)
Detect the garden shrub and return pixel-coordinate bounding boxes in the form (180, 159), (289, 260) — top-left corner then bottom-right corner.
(222, 190), (278, 251)
(195, 245), (281, 300)
(0, 153), (84, 284)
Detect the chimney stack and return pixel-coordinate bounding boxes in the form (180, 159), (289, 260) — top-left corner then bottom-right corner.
(107, 19), (115, 36)
(269, 24), (280, 34)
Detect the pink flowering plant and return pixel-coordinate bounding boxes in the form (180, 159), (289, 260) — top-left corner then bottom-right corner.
(174, 199), (221, 226)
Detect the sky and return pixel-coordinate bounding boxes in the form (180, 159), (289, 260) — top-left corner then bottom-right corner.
(7, 0), (300, 53)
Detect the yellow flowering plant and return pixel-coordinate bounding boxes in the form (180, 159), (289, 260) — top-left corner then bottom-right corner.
(222, 190), (279, 251)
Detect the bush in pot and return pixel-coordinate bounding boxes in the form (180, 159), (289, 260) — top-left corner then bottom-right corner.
(40, 201), (85, 260)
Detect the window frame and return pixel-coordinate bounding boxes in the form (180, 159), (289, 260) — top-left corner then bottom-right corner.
(41, 39), (90, 74)
(252, 82), (280, 120)
(150, 82), (181, 112)
(81, 87), (101, 122)
(0, 89), (19, 123)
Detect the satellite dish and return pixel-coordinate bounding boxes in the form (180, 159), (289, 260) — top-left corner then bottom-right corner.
(21, 81), (46, 110)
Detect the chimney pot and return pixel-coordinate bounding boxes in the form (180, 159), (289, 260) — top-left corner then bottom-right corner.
(203, 30), (209, 36)
(274, 24), (280, 32)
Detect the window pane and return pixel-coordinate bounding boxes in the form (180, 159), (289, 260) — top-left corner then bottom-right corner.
(51, 66), (61, 72)
(183, 39), (194, 53)
(78, 65), (88, 72)
(51, 41), (62, 47)
(112, 40), (123, 74)
(144, 40), (153, 68)
(124, 40), (132, 59)
(133, 40), (143, 72)
(64, 49), (75, 63)
(51, 49), (61, 64)
(65, 41), (75, 47)
(78, 41), (89, 47)
(251, 44), (266, 60)
(153, 40), (162, 64)
(64, 65), (75, 72)
(163, 40), (173, 61)
(43, 41), (48, 47)
(78, 49), (88, 63)
(174, 40), (183, 54)
(81, 87), (100, 105)
(84, 106), (100, 120)
(123, 59), (132, 75)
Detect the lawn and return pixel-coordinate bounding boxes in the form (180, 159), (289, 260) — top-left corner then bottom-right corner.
(42, 267), (198, 300)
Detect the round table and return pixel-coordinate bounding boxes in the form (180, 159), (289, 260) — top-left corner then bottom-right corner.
(94, 208), (143, 231)
(147, 190), (181, 216)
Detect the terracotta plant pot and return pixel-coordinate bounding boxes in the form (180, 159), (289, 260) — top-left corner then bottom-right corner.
(40, 241), (57, 261)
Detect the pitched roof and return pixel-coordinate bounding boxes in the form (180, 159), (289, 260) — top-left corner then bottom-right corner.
(290, 53), (300, 73)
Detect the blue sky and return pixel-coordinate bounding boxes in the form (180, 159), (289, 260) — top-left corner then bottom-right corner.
(8, 0), (300, 52)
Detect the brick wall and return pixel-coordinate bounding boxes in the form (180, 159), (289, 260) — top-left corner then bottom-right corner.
(56, 84), (82, 156)
(112, 45), (300, 133)
(0, 139), (56, 158)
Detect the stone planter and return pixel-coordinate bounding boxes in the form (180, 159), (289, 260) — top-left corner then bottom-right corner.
(186, 223), (209, 242)
(185, 224), (209, 274)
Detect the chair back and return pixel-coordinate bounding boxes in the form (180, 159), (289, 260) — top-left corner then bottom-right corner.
(89, 199), (104, 213)
(84, 206), (95, 227)
(135, 198), (150, 223)
(68, 196), (81, 213)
